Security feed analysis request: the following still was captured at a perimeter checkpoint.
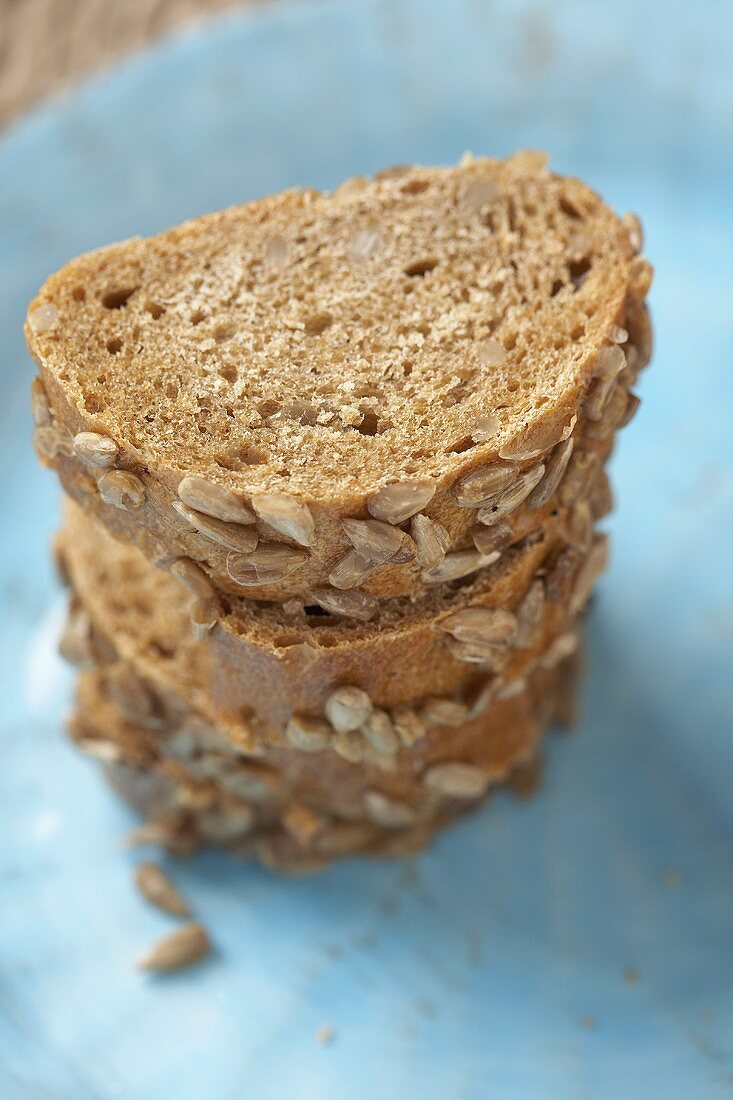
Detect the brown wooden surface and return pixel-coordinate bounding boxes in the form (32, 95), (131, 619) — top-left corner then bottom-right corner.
(0, 0), (258, 129)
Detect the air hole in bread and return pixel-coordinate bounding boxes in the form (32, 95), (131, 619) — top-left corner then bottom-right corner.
(404, 257), (439, 277)
(72, 286), (86, 302)
(106, 337), (122, 355)
(102, 286), (138, 310)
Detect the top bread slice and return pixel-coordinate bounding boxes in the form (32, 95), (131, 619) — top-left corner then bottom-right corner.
(27, 152), (651, 603)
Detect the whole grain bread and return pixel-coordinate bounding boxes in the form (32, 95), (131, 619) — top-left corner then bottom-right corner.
(29, 153), (650, 602)
(59, 499), (602, 751)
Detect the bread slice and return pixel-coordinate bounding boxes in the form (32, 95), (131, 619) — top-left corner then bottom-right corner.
(69, 649), (580, 869)
(58, 499), (603, 751)
(29, 153), (651, 602)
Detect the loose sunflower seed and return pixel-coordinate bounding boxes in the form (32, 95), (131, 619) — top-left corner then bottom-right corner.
(438, 606), (518, 648)
(170, 557), (214, 599)
(410, 514), (452, 569)
(178, 476), (255, 524)
(392, 705), (426, 747)
(311, 586), (377, 621)
(423, 763), (490, 799)
(328, 549), (374, 589)
(364, 791), (418, 829)
(476, 463), (545, 526)
(515, 579), (546, 648)
(367, 480), (435, 524)
(30, 378), (52, 426)
(172, 500), (258, 553)
(453, 461), (517, 508)
(98, 470), (145, 510)
(342, 517), (405, 564)
(332, 730), (367, 763)
(137, 921), (211, 973)
(251, 492), (315, 547)
(420, 697), (469, 728)
(27, 302), (59, 334)
(471, 520), (514, 557)
(422, 549), (500, 584)
(325, 686), (372, 732)
(73, 431), (119, 469)
(286, 715), (332, 752)
(190, 598), (218, 640)
(227, 544), (308, 586)
(135, 862), (190, 917)
(526, 438), (574, 510)
(361, 709), (400, 755)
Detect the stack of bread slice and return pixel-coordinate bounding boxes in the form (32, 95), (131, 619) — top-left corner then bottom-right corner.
(27, 153), (652, 871)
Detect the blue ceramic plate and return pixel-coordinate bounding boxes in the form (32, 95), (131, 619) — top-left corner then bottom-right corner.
(1, 1), (732, 1096)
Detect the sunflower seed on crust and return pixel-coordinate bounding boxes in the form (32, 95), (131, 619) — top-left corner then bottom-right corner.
(410, 514), (452, 569)
(98, 470), (145, 510)
(453, 461), (517, 508)
(328, 549), (374, 589)
(437, 606), (518, 648)
(562, 499), (593, 551)
(496, 677), (528, 700)
(364, 791), (419, 829)
(392, 705), (426, 747)
(621, 211), (644, 253)
(446, 639), (505, 666)
(227, 544), (308, 586)
(526, 438), (574, 510)
(325, 686), (372, 732)
(73, 431), (119, 469)
(420, 698), (469, 728)
(30, 378), (52, 426)
(540, 632), (579, 669)
(589, 472), (614, 521)
(466, 677), (499, 719)
(177, 476), (255, 524)
(558, 449), (600, 506)
(515, 579), (546, 647)
(498, 413), (575, 462)
(199, 803), (255, 843)
(470, 414), (500, 442)
(569, 535), (610, 614)
(311, 586), (377, 621)
(137, 922), (211, 973)
(362, 709), (400, 755)
(545, 547), (582, 604)
(33, 425), (73, 462)
(108, 667), (166, 730)
(342, 517), (405, 564)
(286, 715), (332, 752)
(282, 804), (325, 847)
(59, 604), (95, 669)
(135, 862), (190, 917)
(471, 521), (514, 557)
(251, 492), (315, 546)
(367, 480), (435, 524)
(476, 463), (545, 526)
(423, 549), (500, 585)
(332, 730), (367, 763)
(423, 763), (490, 799)
(190, 598), (218, 640)
(170, 558), (214, 599)
(172, 501), (258, 553)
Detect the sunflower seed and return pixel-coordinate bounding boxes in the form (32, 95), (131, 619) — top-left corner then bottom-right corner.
(545, 547), (582, 604)
(109, 667), (166, 730)
(325, 686), (372, 732)
(515, 579), (546, 647)
(629, 256), (653, 298)
(592, 344), (627, 379)
(621, 211), (644, 253)
(219, 764), (276, 802)
(589, 472), (613, 521)
(618, 392), (641, 429)
(496, 677), (527, 700)
(420, 697), (470, 728)
(311, 586), (377, 621)
(28, 302), (59, 334)
(569, 535), (609, 614)
(453, 461), (517, 507)
(282, 804), (324, 847)
(137, 922), (211, 973)
(364, 791), (418, 829)
(98, 470), (145, 510)
(286, 715), (332, 752)
(609, 324), (629, 344)
(392, 705), (426, 747)
(498, 415), (576, 462)
(227, 544), (308, 586)
(332, 730), (367, 763)
(540, 632), (579, 669)
(471, 521), (514, 557)
(198, 802), (255, 843)
(476, 463), (545, 526)
(466, 677), (499, 719)
(252, 493), (315, 547)
(73, 431), (119, 469)
(526, 438), (574, 509)
(563, 499), (593, 550)
(422, 549), (500, 584)
(388, 530), (418, 563)
(135, 862), (190, 917)
(558, 449), (600, 505)
(585, 384), (630, 439)
(367, 480), (435, 524)
(446, 639), (504, 666)
(170, 558), (214, 599)
(190, 598), (219, 640)
(423, 763), (490, 799)
(465, 177), (501, 211)
(410, 514), (452, 569)
(76, 737), (121, 763)
(328, 549), (374, 589)
(178, 476), (255, 524)
(315, 821), (375, 856)
(264, 234), (288, 268)
(172, 500), (258, 553)
(30, 378), (52, 426)
(59, 604), (95, 669)
(348, 226), (381, 261)
(438, 606), (517, 647)
(342, 517), (405, 564)
(33, 425), (73, 461)
(476, 338), (506, 366)
(471, 414), (500, 443)
(359, 708), (399, 756)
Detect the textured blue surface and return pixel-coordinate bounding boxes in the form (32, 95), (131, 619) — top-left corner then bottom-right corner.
(1, 1), (732, 1097)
